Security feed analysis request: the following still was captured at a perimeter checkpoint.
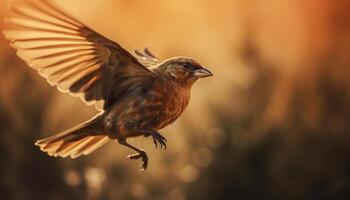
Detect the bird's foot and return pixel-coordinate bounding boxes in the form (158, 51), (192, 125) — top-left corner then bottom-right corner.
(127, 151), (148, 171)
(144, 131), (167, 149)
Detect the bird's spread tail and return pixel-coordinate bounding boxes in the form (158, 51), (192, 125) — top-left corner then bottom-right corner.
(35, 116), (108, 159)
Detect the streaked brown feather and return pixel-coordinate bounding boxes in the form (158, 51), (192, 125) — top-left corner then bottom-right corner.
(134, 48), (161, 67)
(70, 136), (107, 158)
(22, 43), (93, 50)
(31, 48), (95, 60)
(144, 48), (158, 60)
(35, 115), (108, 158)
(4, 0), (154, 111)
(40, 136), (108, 159)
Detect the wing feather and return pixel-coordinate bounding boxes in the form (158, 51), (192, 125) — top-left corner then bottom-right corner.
(134, 48), (161, 67)
(3, 0), (154, 111)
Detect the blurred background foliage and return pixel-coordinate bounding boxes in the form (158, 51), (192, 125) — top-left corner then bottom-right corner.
(1, 0), (350, 199)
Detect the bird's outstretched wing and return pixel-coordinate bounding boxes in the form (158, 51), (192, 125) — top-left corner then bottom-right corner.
(134, 48), (161, 67)
(3, 0), (155, 110)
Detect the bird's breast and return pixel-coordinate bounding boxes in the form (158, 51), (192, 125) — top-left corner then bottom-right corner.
(138, 81), (191, 130)
(110, 80), (192, 135)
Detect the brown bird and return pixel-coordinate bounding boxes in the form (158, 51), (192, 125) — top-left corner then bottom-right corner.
(3, 0), (213, 170)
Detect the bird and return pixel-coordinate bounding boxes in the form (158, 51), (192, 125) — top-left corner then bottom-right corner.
(3, 0), (213, 171)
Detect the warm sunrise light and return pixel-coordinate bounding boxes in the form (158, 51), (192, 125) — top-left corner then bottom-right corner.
(0, 0), (349, 199)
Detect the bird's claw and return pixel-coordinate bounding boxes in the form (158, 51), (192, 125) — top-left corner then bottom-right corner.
(127, 151), (148, 171)
(145, 131), (167, 149)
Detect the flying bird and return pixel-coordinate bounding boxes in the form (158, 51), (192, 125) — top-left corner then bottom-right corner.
(3, 0), (213, 171)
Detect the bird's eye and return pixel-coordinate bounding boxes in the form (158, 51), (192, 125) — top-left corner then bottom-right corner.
(183, 63), (192, 69)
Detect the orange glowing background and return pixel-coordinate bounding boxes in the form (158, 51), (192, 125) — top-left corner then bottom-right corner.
(0, 0), (350, 200)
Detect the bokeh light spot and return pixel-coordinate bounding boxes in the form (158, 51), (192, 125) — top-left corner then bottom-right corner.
(178, 165), (200, 183)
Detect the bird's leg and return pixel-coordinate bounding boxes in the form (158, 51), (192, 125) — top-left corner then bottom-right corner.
(141, 130), (167, 149)
(117, 139), (148, 171)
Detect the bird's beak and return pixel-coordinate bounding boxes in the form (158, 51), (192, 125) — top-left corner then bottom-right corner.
(193, 67), (213, 78)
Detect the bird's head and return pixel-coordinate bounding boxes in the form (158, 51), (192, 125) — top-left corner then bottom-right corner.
(157, 57), (213, 86)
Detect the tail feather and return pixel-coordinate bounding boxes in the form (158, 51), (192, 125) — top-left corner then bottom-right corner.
(35, 116), (109, 158)
(70, 136), (109, 158)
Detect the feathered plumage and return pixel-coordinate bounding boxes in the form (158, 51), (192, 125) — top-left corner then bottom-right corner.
(3, 0), (212, 171)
